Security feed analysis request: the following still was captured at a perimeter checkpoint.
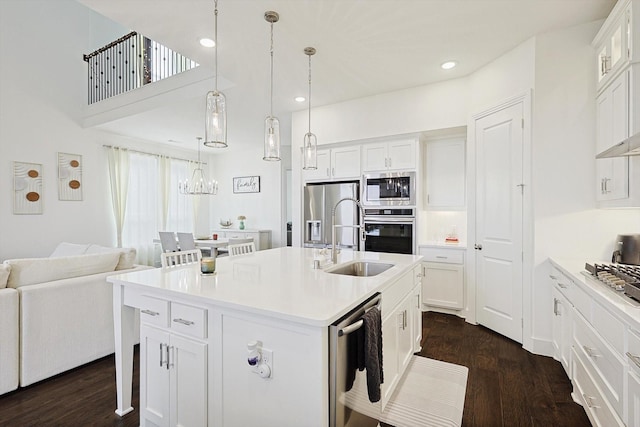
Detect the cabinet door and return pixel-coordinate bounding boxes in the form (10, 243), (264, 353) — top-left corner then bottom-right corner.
(397, 294), (414, 374)
(387, 139), (416, 170)
(551, 287), (571, 375)
(596, 72), (629, 202)
(362, 143), (388, 172)
(412, 284), (422, 353)
(331, 146), (361, 179)
(140, 325), (171, 427)
(380, 312), (400, 406)
(422, 262), (464, 310)
(304, 149), (331, 181)
(628, 370), (640, 427)
(425, 139), (466, 208)
(170, 334), (208, 427)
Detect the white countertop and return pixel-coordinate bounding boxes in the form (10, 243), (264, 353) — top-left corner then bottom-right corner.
(550, 257), (640, 329)
(109, 247), (423, 327)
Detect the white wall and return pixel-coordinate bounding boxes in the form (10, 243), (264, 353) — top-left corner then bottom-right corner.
(209, 145), (288, 248)
(0, 0), (207, 260)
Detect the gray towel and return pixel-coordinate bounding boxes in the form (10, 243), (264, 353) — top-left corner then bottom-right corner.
(358, 306), (383, 402)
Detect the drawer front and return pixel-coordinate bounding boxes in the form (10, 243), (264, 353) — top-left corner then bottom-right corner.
(413, 265), (422, 285)
(627, 328), (640, 376)
(418, 247), (464, 264)
(592, 301), (624, 355)
(128, 293), (169, 328)
(382, 269), (414, 316)
(170, 302), (207, 339)
(572, 348), (624, 427)
(549, 267), (573, 299)
(571, 281), (593, 321)
(573, 313), (624, 415)
(226, 232), (244, 239)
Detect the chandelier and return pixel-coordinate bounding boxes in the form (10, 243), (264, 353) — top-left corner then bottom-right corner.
(179, 137), (218, 195)
(263, 11), (281, 161)
(204, 0), (227, 148)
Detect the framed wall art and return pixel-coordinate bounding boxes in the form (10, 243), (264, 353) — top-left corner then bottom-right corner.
(58, 152), (83, 201)
(13, 161), (43, 214)
(233, 176), (260, 194)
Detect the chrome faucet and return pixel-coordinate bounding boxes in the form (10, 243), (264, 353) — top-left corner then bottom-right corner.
(331, 197), (365, 264)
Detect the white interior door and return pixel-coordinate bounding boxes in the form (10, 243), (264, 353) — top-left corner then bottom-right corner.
(474, 102), (524, 343)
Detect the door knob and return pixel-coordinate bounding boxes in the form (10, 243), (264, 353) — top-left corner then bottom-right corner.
(474, 244), (483, 250)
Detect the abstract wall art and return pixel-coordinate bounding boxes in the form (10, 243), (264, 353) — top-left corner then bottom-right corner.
(14, 161), (43, 214)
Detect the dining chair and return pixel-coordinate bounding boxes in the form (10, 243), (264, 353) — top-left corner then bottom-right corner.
(178, 232), (211, 257)
(161, 249), (202, 268)
(159, 231), (179, 253)
(227, 239), (256, 257)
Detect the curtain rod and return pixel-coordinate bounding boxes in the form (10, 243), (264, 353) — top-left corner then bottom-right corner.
(102, 144), (207, 165)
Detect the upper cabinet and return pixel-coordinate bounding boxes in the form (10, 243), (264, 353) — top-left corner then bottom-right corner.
(593, 0), (640, 207)
(303, 146), (361, 182)
(362, 138), (418, 172)
(595, 1), (631, 90)
(424, 137), (466, 209)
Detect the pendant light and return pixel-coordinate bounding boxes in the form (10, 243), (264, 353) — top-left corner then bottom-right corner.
(302, 47), (317, 170)
(179, 137), (218, 195)
(263, 11), (281, 161)
(204, 0), (227, 148)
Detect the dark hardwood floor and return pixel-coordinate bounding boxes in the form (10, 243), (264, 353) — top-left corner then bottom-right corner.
(0, 312), (590, 426)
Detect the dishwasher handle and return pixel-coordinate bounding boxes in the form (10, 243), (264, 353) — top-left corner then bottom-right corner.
(337, 298), (381, 337)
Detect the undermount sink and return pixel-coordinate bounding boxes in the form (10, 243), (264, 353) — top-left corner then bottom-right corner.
(325, 261), (394, 277)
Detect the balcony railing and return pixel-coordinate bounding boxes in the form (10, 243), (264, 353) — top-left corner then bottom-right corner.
(83, 31), (199, 104)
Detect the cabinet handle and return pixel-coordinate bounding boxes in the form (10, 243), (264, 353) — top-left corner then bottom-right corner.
(173, 318), (195, 326)
(627, 352), (640, 370)
(603, 178), (611, 193)
(141, 309), (159, 317)
(582, 393), (598, 408)
(583, 345), (600, 358)
(436, 256), (448, 259)
(557, 282), (568, 289)
(549, 274), (557, 280)
(553, 298), (559, 316)
(159, 343), (164, 367)
(388, 158), (391, 168)
(332, 167), (335, 176)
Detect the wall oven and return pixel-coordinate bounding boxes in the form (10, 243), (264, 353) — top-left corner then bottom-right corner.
(363, 208), (415, 254)
(362, 171), (416, 207)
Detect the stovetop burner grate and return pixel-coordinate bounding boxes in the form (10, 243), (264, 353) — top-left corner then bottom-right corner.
(584, 262), (640, 303)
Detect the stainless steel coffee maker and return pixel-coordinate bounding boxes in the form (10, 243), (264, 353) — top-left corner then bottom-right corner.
(612, 234), (640, 265)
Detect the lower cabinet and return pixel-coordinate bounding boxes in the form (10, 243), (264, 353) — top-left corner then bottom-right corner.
(419, 246), (465, 312)
(212, 229), (272, 250)
(140, 324), (208, 427)
(412, 283), (422, 352)
(551, 285), (572, 374)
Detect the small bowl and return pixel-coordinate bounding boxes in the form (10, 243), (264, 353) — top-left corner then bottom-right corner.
(219, 220), (233, 228)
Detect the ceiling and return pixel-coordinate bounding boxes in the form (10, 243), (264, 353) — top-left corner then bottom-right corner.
(78, 0), (615, 153)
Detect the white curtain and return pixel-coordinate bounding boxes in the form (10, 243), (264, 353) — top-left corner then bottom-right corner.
(167, 160), (195, 233)
(122, 153), (160, 265)
(158, 155), (171, 231)
(106, 147), (130, 248)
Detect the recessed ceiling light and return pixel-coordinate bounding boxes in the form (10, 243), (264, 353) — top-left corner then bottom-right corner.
(295, 96), (306, 103)
(441, 61), (457, 70)
(199, 38), (215, 48)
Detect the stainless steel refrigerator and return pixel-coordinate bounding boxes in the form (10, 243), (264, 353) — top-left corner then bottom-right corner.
(304, 182), (360, 250)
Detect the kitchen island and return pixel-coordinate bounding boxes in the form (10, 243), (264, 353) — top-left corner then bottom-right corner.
(109, 247), (423, 427)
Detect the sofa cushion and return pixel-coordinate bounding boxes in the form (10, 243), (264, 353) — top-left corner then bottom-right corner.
(84, 244), (137, 270)
(49, 242), (91, 258)
(4, 252), (120, 288)
(0, 264), (10, 289)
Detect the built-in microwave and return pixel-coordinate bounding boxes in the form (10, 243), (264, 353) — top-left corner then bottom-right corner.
(362, 171), (416, 206)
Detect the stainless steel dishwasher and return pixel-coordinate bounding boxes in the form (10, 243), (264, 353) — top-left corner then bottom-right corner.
(329, 293), (381, 427)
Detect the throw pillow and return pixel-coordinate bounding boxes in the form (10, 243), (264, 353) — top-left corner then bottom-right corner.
(0, 264), (10, 289)
(5, 252), (120, 288)
(85, 244), (137, 270)
(50, 242), (90, 258)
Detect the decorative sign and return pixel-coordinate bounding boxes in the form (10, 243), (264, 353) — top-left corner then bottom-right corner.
(233, 176), (260, 193)
(58, 152), (82, 201)
(14, 161), (43, 214)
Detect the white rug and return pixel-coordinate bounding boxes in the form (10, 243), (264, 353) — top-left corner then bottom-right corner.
(343, 356), (468, 427)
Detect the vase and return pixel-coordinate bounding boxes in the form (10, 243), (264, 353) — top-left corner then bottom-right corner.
(239, 220), (245, 230)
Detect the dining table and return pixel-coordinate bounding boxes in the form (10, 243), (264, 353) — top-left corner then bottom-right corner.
(153, 237), (230, 258)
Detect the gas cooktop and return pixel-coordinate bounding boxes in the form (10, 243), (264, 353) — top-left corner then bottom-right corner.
(584, 263), (640, 305)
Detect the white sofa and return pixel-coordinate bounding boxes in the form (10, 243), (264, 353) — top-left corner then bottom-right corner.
(0, 243), (151, 392)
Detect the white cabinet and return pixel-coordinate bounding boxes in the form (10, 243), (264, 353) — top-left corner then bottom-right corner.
(594, 1), (631, 89)
(362, 138), (417, 172)
(419, 246), (465, 311)
(550, 279), (572, 375)
(212, 229), (272, 250)
(596, 70), (629, 202)
(139, 300), (208, 427)
(412, 282), (422, 353)
(424, 138), (466, 209)
(304, 146), (361, 182)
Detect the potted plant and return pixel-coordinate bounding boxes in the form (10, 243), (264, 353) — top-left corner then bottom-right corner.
(237, 215), (246, 230)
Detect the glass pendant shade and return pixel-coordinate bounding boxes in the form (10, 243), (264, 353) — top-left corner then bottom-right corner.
(303, 132), (317, 170)
(263, 116), (281, 161)
(204, 90), (227, 147)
